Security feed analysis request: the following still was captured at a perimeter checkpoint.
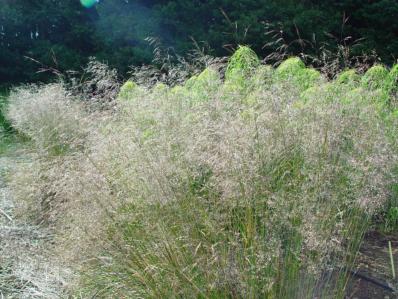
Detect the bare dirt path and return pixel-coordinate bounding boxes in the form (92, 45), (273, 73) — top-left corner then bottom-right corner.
(0, 151), (71, 298)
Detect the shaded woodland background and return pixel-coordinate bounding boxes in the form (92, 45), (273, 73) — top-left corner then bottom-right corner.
(1, 0), (398, 87)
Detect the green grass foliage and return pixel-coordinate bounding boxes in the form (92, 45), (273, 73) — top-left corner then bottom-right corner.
(4, 48), (398, 298)
(361, 65), (389, 90)
(336, 69), (360, 85)
(118, 80), (139, 100)
(275, 57), (321, 91)
(0, 89), (12, 133)
(77, 51), (397, 298)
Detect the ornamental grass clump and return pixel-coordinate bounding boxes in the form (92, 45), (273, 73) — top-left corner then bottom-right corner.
(78, 53), (396, 298)
(5, 84), (100, 231)
(4, 47), (398, 299)
(7, 84), (88, 156)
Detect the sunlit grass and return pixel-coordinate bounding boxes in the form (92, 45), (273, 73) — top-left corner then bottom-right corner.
(4, 48), (398, 298)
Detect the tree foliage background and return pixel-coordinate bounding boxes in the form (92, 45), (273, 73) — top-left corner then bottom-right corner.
(1, 0), (397, 87)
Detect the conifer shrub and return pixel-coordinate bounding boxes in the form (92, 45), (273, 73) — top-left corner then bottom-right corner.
(276, 57), (321, 91)
(301, 68), (321, 89)
(336, 69), (360, 85)
(224, 45), (260, 92)
(276, 57), (306, 76)
(225, 46), (260, 81)
(361, 65), (389, 90)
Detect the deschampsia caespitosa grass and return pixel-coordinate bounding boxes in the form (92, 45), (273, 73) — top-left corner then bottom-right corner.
(5, 47), (398, 298)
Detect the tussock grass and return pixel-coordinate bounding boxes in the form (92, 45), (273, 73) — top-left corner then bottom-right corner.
(4, 50), (398, 298)
(7, 84), (89, 156)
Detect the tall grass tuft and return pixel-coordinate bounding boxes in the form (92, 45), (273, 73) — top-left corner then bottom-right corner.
(4, 48), (398, 298)
(80, 58), (396, 297)
(6, 84), (88, 156)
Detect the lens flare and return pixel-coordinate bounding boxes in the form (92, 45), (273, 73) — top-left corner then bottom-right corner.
(80, 0), (98, 8)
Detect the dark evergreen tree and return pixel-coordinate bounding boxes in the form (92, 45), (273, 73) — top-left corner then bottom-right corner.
(0, 0), (397, 86)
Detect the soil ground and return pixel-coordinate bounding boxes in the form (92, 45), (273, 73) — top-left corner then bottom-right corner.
(346, 231), (398, 299)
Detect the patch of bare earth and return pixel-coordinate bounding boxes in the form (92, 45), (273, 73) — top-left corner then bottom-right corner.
(346, 231), (398, 299)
